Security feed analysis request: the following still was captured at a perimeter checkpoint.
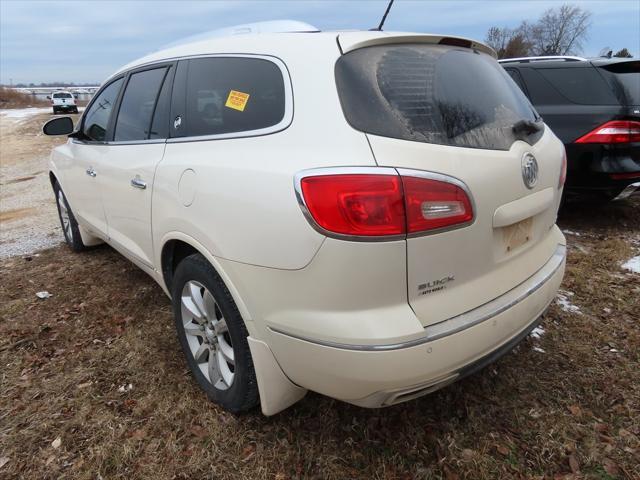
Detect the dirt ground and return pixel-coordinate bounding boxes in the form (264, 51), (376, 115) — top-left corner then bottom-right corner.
(0, 113), (639, 479)
(0, 109), (83, 257)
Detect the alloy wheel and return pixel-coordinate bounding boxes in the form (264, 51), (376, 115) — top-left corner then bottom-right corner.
(180, 280), (235, 390)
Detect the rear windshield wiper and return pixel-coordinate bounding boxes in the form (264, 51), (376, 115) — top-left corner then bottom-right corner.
(512, 119), (543, 136)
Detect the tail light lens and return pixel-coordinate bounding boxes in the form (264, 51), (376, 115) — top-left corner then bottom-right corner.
(299, 174), (405, 236)
(401, 176), (473, 233)
(559, 148), (567, 189)
(298, 170), (474, 239)
(574, 120), (640, 144)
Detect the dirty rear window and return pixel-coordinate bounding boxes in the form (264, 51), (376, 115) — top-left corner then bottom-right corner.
(335, 44), (541, 150)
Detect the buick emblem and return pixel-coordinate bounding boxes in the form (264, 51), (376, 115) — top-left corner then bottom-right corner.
(521, 153), (538, 189)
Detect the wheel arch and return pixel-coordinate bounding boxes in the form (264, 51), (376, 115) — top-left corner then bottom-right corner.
(159, 233), (307, 415)
(158, 233), (254, 327)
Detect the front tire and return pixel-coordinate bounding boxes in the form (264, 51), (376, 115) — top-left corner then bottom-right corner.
(53, 182), (87, 252)
(171, 254), (259, 413)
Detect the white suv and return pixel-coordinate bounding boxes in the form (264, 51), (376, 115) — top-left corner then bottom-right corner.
(49, 91), (78, 114)
(43, 21), (567, 415)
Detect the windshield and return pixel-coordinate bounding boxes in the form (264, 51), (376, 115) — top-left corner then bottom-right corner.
(53, 93), (73, 98)
(335, 44), (542, 150)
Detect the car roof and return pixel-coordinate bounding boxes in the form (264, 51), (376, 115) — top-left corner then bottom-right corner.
(111, 20), (495, 79)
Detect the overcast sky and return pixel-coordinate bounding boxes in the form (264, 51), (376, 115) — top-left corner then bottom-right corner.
(1, 0), (638, 84)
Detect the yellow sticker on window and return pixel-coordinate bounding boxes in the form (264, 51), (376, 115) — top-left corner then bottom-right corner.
(225, 90), (250, 112)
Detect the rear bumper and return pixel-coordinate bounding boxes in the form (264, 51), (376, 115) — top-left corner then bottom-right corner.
(267, 244), (566, 406)
(613, 181), (640, 201)
(565, 142), (640, 198)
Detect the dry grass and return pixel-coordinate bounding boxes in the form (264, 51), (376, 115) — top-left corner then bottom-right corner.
(0, 199), (639, 480)
(0, 87), (49, 109)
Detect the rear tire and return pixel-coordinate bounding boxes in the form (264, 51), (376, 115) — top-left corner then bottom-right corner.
(53, 182), (87, 252)
(171, 253), (259, 413)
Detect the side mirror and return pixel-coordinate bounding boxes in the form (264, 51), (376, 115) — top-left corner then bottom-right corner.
(46, 96), (51, 100)
(43, 117), (74, 136)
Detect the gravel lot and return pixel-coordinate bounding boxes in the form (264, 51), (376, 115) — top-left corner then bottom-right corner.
(0, 109), (83, 257)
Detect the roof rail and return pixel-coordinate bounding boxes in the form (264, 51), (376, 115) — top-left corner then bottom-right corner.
(161, 20), (320, 49)
(499, 55), (587, 64)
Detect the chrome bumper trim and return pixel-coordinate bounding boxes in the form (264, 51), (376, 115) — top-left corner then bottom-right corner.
(613, 182), (640, 201)
(270, 244), (566, 351)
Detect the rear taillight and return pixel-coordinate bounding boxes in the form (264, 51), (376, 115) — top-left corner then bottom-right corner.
(299, 174), (405, 237)
(401, 175), (473, 233)
(559, 148), (567, 189)
(574, 120), (640, 144)
(297, 169), (474, 239)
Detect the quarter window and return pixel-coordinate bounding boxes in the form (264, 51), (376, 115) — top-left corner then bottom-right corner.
(537, 67), (619, 105)
(184, 57), (286, 137)
(82, 78), (124, 141)
(114, 68), (168, 141)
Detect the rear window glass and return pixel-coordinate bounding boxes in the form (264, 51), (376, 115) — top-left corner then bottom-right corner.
(335, 44), (541, 151)
(184, 57), (285, 137)
(537, 67), (619, 105)
(114, 67), (167, 141)
(53, 93), (72, 98)
(598, 61), (640, 105)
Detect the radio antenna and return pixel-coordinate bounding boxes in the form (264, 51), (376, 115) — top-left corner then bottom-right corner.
(374, 0), (395, 31)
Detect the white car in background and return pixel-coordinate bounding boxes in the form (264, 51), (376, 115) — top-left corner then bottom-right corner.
(49, 91), (78, 114)
(42, 21), (567, 415)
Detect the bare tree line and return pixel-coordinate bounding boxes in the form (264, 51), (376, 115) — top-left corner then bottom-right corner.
(485, 3), (633, 59)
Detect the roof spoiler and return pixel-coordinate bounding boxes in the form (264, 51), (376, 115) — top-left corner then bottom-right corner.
(337, 32), (496, 58)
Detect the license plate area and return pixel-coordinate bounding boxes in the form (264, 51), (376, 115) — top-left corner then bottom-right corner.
(502, 217), (533, 253)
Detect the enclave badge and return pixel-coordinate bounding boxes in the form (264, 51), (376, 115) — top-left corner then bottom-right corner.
(521, 152), (539, 189)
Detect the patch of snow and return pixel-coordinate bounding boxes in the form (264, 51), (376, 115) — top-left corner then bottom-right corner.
(556, 290), (582, 315)
(533, 346), (545, 353)
(621, 256), (640, 274)
(529, 326), (545, 339)
(117, 383), (133, 393)
(603, 307), (612, 314)
(36, 291), (52, 299)
(0, 107), (51, 119)
(562, 229), (582, 236)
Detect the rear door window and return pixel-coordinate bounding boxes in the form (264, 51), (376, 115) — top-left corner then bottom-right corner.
(183, 57), (286, 138)
(53, 93), (72, 98)
(82, 78), (124, 142)
(335, 44), (541, 151)
(536, 67), (619, 105)
(149, 66), (174, 139)
(114, 67), (168, 141)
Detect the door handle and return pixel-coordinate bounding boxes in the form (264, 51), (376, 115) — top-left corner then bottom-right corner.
(130, 176), (147, 190)
(86, 167), (96, 177)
